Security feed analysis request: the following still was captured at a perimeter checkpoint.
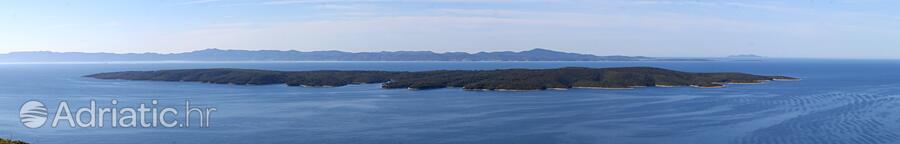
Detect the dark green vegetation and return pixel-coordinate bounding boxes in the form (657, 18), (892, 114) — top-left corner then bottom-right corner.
(86, 67), (797, 91)
(0, 138), (27, 144)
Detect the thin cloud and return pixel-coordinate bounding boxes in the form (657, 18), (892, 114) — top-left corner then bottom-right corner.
(262, 0), (378, 5)
(181, 0), (222, 5)
(262, 0), (567, 5)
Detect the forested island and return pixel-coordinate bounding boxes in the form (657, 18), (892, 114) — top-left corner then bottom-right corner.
(86, 67), (797, 91)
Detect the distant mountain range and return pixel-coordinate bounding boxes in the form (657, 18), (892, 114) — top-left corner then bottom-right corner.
(0, 48), (708, 62)
(727, 54), (763, 58)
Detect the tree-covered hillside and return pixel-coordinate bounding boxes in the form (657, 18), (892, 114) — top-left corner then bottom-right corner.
(86, 67), (796, 91)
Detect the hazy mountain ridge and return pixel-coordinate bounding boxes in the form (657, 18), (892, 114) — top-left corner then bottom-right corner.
(0, 48), (705, 62)
(727, 54), (763, 58)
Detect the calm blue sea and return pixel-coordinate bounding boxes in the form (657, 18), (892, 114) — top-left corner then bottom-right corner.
(2, 59), (900, 144)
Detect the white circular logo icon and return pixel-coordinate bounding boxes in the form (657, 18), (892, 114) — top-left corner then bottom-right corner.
(20, 100), (48, 129)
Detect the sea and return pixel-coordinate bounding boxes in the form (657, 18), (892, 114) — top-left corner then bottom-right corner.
(1, 59), (900, 144)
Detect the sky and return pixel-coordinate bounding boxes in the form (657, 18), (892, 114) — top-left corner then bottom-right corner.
(0, 0), (898, 59)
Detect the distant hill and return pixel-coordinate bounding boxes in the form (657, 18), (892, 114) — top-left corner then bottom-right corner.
(0, 48), (708, 62)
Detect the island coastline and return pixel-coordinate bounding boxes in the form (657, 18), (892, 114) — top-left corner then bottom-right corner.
(86, 67), (798, 91)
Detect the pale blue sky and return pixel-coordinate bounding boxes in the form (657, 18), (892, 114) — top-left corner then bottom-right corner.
(1, 0), (898, 58)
